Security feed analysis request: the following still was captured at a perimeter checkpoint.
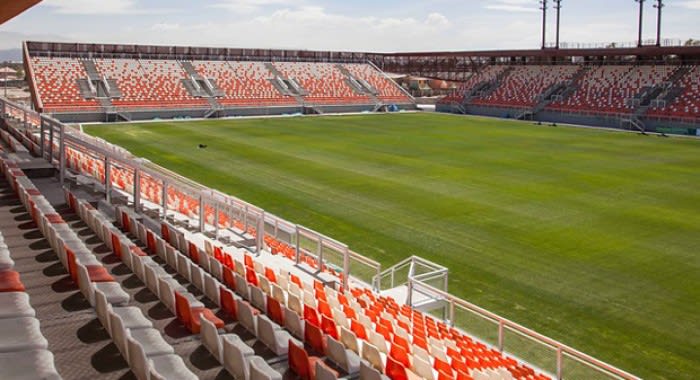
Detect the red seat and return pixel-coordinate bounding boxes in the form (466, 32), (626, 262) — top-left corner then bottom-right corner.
(188, 242), (200, 265)
(267, 296), (284, 325)
(304, 320), (327, 355)
(303, 305), (320, 327)
(86, 265), (114, 283)
(318, 300), (332, 318)
(160, 223), (170, 242)
(111, 233), (122, 258)
(223, 267), (236, 290)
(214, 246), (223, 262)
(244, 254), (254, 268)
(351, 319), (367, 340)
(288, 339), (322, 380)
(291, 274), (302, 288)
(146, 231), (157, 253)
(393, 335), (409, 352)
(264, 267), (277, 283)
(376, 323), (392, 341)
(130, 246), (148, 257)
(434, 358), (453, 376)
(389, 344), (411, 368)
(245, 267), (258, 286)
(321, 315), (339, 340)
(223, 254), (233, 269)
(0, 270), (25, 292)
(175, 291), (223, 334)
(385, 356), (409, 380)
(220, 286), (237, 319)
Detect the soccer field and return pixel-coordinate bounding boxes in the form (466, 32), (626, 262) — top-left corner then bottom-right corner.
(85, 113), (700, 380)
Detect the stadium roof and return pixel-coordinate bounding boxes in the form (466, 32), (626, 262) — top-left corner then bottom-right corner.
(0, 0), (41, 25)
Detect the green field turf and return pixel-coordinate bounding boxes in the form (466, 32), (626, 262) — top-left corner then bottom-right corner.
(85, 113), (700, 380)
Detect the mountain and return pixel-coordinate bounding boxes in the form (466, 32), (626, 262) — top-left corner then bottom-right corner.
(0, 49), (22, 63)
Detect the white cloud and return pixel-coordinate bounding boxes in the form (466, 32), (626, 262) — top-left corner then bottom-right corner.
(679, 1), (700, 10)
(42, 0), (177, 15)
(425, 13), (450, 28)
(210, 0), (301, 14)
(151, 23), (181, 31)
(485, 0), (539, 13)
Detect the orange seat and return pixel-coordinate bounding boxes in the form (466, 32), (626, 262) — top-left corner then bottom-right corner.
(111, 233), (122, 258)
(175, 291), (223, 334)
(220, 286), (237, 319)
(385, 356), (409, 380)
(321, 315), (339, 340)
(304, 320), (327, 355)
(245, 267), (258, 286)
(244, 254), (253, 268)
(303, 305), (320, 327)
(288, 339), (322, 380)
(188, 242), (200, 265)
(0, 270), (25, 292)
(264, 267), (277, 283)
(291, 274), (302, 288)
(160, 223), (170, 242)
(376, 323), (392, 341)
(317, 300), (332, 318)
(223, 267), (236, 290)
(434, 358), (453, 376)
(267, 296), (284, 325)
(214, 246), (223, 262)
(86, 265), (114, 283)
(389, 344), (411, 368)
(146, 231), (156, 253)
(223, 254), (234, 269)
(351, 319), (368, 340)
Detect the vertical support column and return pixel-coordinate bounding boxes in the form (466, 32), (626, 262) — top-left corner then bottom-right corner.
(295, 225), (301, 265)
(198, 195), (205, 233)
(161, 181), (168, 220)
(274, 219), (279, 239)
(556, 347), (563, 380)
(243, 205), (248, 233)
(48, 123), (54, 162)
(58, 125), (65, 185)
(316, 237), (323, 274)
(104, 158), (111, 203)
(256, 211), (264, 255)
(39, 119), (45, 158)
(133, 167), (141, 212)
(449, 301), (455, 327)
(214, 203), (220, 240)
(498, 321), (505, 352)
(1, 99), (5, 117)
(342, 245), (350, 291)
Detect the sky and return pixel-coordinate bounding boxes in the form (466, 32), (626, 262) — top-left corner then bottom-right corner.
(1, 0), (699, 52)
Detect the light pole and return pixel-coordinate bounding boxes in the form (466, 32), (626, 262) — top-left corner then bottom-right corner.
(653, 0), (664, 47)
(540, 0), (548, 49)
(554, 0), (563, 49)
(635, 0), (645, 47)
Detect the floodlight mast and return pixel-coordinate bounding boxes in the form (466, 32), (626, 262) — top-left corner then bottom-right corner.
(653, 0), (664, 47)
(540, 0), (548, 49)
(635, 0), (645, 47)
(554, 0), (562, 49)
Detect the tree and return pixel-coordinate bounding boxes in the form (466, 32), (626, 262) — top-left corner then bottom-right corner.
(684, 38), (700, 46)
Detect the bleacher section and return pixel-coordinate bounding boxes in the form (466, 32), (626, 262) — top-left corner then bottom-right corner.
(547, 65), (676, 114)
(647, 66), (700, 118)
(472, 65), (579, 109)
(343, 64), (412, 103)
(440, 66), (508, 104)
(28, 56), (413, 118)
(193, 61), (297, 107)
(273, 62), (371, 105)
(31, 57), (101, 113)
(1, 102), (563, 380)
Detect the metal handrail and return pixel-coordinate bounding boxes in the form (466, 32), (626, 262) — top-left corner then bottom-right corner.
(411, 281), (640, 380)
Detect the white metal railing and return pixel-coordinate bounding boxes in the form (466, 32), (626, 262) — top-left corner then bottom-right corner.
(0, 96), (641, 380)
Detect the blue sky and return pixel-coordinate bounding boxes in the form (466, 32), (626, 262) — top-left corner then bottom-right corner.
(1, 0), (699, 52)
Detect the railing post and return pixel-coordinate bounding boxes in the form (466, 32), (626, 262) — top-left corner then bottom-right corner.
(295, 225), (301, 265)
(256, 211), (264, 255)
(498, 320), (504, 352)
(214, 203), (220, 241)
(342, 245), (350, 291)
(449, 301), (455, 327)
(39, 119), (45, 158)
(58, 124), (65, 185)
(48, 122), (54, 161)
(406, 279), (413, 306)
(243, 205), (248, 232)
(556, 347), (563, 380)
(161, 181), (167, 220)
(104, 158), (111, 203)
(198, 195), (204, 233)
(133, 167), (140, 212)
(274, 219), (279, 238)
(316, 236), (323, 273)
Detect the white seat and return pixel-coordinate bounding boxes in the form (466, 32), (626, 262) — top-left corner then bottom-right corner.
(250, 284), (266, 311)
(284, 305), (304, 339)
(203, 273), (221, 306)
(237, 298), (258, 335)
(249, 356), (282, 380)
(412, 355), (434, 380)
(0, 292), (35, 319)
(328, 336), (360, 375)
(0, 349), (61, 380)
(0, 317), (48, 353)
(257, 314), (291, 356)
(150, 353), (199, 380)
(235, 273), (250, 300)
(222, 334), (255, 380)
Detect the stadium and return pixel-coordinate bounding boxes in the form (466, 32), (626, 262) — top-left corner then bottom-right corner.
(0, 1), (698, 380)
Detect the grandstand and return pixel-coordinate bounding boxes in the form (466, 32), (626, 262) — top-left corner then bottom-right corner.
(24, 42), (416, 122)
(1, 94), (647, 380)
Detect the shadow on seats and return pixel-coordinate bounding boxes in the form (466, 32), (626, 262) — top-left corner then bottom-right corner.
(43, 262), (69, 277)
(62, 290), (92, 312)
(91, 342), (131, 373)
(77, 318), (111, 344)
(189, 344), (221, 371)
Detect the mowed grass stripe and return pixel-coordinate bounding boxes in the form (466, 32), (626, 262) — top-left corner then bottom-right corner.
(86, 113), (700, 379)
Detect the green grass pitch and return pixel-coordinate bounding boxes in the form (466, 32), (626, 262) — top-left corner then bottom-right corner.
(85, 113), (700, 380)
